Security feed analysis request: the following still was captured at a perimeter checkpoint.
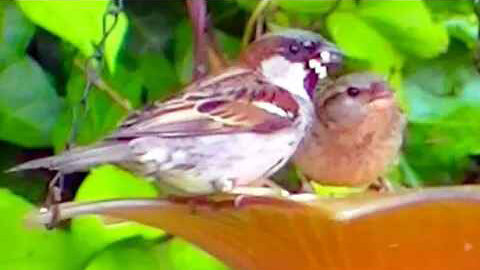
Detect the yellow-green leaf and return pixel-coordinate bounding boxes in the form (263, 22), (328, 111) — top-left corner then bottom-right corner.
(16, 0), (128, 73)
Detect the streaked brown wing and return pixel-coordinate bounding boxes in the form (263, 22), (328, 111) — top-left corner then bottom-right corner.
(108, 69), (299, 139)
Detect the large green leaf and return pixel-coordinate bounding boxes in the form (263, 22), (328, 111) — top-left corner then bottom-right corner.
(16, 0), (128, 72)
(406, 108), (480, 185)
(0, 2), (34, 69)
(0, 57), (62, 147)
(140, 52), (179, 102)
(403, 43), (480, 121)
(277, 0), (344, 14)
(403, 42), (480, 184)
(326, 0), (448, 75)
(0, 189), (78, 270)
(425, 0), (474, 16)
(75, 165), (158, 202)
(85, 237), (229, 270)
(85, 238), (164, 270)
(357, 0), (449, 58)
(162, 238), (229, 270)
(327, 12), (403, 74)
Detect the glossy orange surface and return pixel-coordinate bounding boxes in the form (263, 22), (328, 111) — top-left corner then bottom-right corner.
(44, 186), (480, 270)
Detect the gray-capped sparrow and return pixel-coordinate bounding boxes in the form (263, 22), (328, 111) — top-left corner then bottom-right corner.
(9, 29), (342, 195)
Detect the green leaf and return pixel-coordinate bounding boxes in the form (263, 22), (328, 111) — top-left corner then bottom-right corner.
(174, 20), (194, 84)
(275, 0), (356, 15)
(425, 0), (474, 16)
(235, 0), (258, 11)
(388, 155), (423, 188)
(402, 42), (480, 184)
(85, 238), (163, 270)
(140, 52), (179, 102)
(0, 2), (35, 69)
(0, 57), (62, 147)
(16, 0), (128, 73)
(403, 43), (480, 121)
(75, 165), (158, 202)
(277, 0), (338, 14)
(163, 238), (229, 270)
(86, 237), (228, 270)
(326, 0), (448, 74)
(217, 30), (241, 60)
(70, 165), (163, 263)
(0, 189), (80, 270)
(425, 0), (478, 48)
(357, 0), (449, 58)
(444, 17), (478, 48)
(406, 113), (478, 185)
(327, 12), (403, 74)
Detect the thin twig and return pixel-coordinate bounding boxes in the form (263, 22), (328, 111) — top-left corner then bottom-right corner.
(255, 9), (265, 40)
(242, 0), (271, 48)
(74, 59), (132, 112)
(79, 1), (122, 110)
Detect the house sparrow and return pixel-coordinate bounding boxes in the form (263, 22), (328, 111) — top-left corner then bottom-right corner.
(293, 72), (406, 187)
(9, 29), (342, 195)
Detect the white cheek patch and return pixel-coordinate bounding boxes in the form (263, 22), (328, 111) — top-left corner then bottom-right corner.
(308, 59), (327, 79)
(261, 56), (309, 100)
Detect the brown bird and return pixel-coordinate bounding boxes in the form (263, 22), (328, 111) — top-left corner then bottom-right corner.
(293, 72), (406, 188)
(9, 29), (342, 195)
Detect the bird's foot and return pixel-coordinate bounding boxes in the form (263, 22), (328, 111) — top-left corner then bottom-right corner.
(369, 177), (396, 193)
(229, 184), (290, 208)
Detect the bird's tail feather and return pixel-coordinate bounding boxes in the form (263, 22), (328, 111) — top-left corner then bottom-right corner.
(7, 143), (131, 173)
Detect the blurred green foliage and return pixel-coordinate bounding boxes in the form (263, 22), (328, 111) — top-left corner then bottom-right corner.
(0, 0), (479, 269)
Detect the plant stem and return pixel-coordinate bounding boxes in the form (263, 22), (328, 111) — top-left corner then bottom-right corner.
(242, 0), (271, 48)
(186, 0), (209, 80)
(74, 59), (132, 112)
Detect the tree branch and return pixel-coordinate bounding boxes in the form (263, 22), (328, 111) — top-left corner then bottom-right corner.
(186, 0), (209, 80)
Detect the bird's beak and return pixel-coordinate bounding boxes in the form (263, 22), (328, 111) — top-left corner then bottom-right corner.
(316, 45), (343, 76)
(369, 82), (393, 101)
(306, 46), (343, 80)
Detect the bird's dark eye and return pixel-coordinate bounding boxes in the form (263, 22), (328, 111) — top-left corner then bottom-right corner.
(346, 87), (361, 97)
(302, 40), (315, 52)
(289, 43), (300, 54)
